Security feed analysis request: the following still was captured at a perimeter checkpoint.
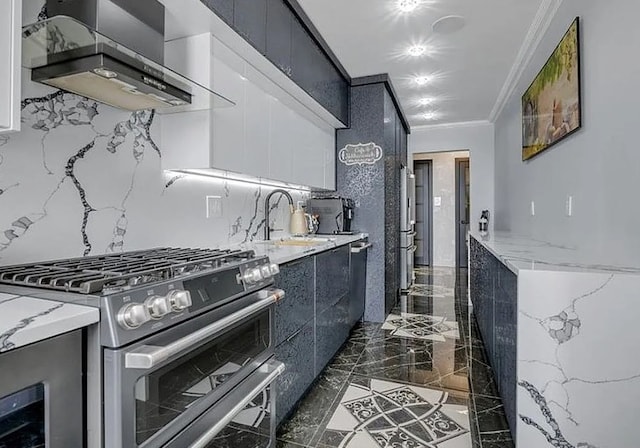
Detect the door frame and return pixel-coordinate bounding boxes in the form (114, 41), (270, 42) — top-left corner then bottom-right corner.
(413, 159), (433, 267)
(455, 157), (470, 267)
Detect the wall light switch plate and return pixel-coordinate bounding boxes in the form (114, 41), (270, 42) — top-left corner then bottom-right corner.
(565, 195), (573, 217)
(530, 201), (535, 216)
(206, 196), (223, 218)
(434, 196), (442, 207)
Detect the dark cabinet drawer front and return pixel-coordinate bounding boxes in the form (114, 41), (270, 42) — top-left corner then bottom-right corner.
(316, 293), (350, 374)
(316, 247), (350, 312)
(274, 257), (315, 346)
(275, 320), (314, 425)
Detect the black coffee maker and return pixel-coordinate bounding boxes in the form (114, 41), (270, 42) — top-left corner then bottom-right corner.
(308, 197), (355, 234)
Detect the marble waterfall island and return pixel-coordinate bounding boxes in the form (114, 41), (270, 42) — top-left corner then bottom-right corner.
(470, 232), (640, 448)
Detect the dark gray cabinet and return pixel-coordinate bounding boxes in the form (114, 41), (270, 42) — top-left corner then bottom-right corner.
(274, 257), (314, 346)
(274, 243), (361, 425)
(275, 319), (314, 426)
(291, 18), (349, 124)
(290, 18), (322, 97)
(469, 236), (517, 436)
(233, 0), (267, 54)
(266, 0), (292, 76)
(201, 0), (233, 25)
(202, 0), (349, 125)
(315, 246), (350, 313)
(316, 293), (350, 374)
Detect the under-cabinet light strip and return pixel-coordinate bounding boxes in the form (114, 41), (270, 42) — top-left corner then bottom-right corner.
(166, 169), (313, 192)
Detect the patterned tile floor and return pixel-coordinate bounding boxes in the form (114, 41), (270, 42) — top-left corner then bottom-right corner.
(277, 267), (513, 448)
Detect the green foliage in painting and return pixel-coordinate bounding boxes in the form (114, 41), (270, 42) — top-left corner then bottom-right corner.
(523, 20), (578, 104)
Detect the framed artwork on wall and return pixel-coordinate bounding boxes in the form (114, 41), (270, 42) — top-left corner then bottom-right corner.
(522, 17), (581, 161)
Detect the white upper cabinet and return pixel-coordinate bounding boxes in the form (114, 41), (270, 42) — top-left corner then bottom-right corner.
(324, 137), (336, 191)
(162, 33), (336, 190)
(268, 97), (294, 182)
(0, 0), (21, 134)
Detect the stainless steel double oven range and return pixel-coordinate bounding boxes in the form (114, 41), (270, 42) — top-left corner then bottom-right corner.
(0, 247), (285, 448)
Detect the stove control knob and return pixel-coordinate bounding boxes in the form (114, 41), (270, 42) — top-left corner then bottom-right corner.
(260, 265), (272, 278)
(168, 290), (192, 312)
(269, 263), (280, 276)
(243, 268), (263, 284)
(117, 303), (150, 329)
(145, 295), (170, 319)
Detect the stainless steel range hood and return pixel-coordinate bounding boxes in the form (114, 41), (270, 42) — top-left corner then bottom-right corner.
(22, 0), (234, 113)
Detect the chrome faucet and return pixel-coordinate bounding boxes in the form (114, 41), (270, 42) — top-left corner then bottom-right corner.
(264, 189), (294, 240)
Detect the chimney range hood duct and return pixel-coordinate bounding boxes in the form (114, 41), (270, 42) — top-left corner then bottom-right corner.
(22, 0), (234, 113)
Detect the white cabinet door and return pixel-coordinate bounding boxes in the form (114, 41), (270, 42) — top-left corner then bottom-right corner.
(0, 0), (21, 134)
(305, 124), (327, 189)
(212, 56), (245, 173)
(324, 142), (336, 190)
(268, 97), (293, 182)
(243, 66), (270, 178)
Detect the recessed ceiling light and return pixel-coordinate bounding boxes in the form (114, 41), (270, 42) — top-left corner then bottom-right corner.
(414, 76), (431, 86)
(407, 45), (426, 57)
(397, 0), (420, 13)
(422, 112), (437, 120)
(418, 97), (435, 106)
(432, 15), (466, 34)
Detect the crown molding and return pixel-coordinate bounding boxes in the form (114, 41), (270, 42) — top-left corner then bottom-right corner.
(488, 0), (564, 123)
(412, 120), (492, 132)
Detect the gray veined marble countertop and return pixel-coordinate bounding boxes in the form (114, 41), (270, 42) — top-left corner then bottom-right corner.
(0, 293), (99, 354)
(470, 231), (640, 275)
(236, 233), (369, 265)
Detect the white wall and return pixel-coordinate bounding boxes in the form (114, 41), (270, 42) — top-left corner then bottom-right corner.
(494, 0), (640, 267)
(414, 151), (469, 267)
(409, 122), (495, 236)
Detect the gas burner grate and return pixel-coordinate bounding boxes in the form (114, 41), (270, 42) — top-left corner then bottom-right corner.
(0, 248), (255, 294)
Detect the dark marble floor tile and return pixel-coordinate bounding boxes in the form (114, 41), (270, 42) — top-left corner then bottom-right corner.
(326, 339), (366, 373)
(347, 322), (385, 343)
(277, 367), (349, 446)
(352, 335), (469, 393)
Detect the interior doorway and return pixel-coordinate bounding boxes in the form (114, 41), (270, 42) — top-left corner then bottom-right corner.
(455, 158), (470, 268)
(413, 160), (432, 266)
(413, 150), (470, 268)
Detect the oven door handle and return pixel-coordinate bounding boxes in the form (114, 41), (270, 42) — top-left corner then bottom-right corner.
(125, 289), (285, 370)
(189, 360), (285, 448)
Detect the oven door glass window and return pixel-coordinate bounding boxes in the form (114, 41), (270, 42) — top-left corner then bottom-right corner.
(135, 311), (270, 445)
(0, 384), (45, 448)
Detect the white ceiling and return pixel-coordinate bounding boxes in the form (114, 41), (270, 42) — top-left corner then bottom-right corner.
(297, 0), (544, 127)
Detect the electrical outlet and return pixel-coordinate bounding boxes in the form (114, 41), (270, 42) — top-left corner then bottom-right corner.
(206, 196), (223, 218)
(566, 195), (573, 217)
(530, 201), (535, 216)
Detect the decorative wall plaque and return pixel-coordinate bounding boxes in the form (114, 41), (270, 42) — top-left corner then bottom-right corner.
(338, 143), (383, 166)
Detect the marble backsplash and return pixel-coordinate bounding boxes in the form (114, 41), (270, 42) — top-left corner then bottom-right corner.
(0, 74), (305, 266)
